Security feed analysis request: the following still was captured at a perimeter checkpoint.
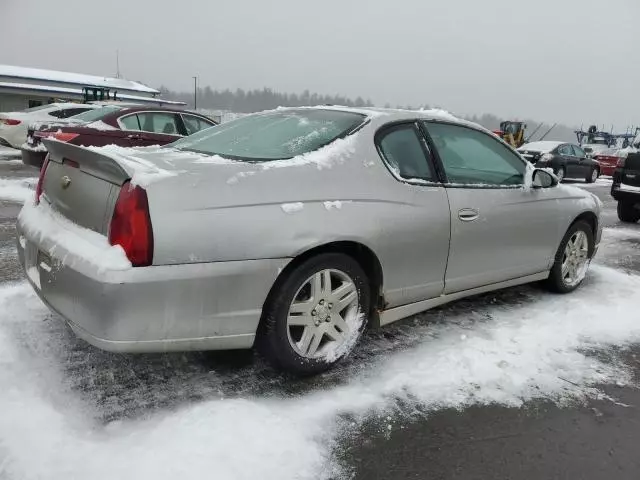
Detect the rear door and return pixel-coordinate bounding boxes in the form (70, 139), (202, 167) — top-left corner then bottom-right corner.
(135, 112), (183, 145)
(422, 121), (561, 293)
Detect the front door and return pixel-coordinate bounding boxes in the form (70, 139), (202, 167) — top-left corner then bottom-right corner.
(374, 122), (451, 306)
(571, 145), (590, 177)
(421, 121), (561, 294)
(558, 144), (579, 178)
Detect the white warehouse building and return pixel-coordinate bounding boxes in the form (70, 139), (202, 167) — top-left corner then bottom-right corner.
(0, 64), (183, 112)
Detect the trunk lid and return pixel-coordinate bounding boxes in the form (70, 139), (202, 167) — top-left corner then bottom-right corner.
(40, 139), (130, 234)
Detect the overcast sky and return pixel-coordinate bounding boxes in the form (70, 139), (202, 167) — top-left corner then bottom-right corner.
(1, 0), (638, 127)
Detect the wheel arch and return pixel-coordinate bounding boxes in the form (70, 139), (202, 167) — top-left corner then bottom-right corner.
(570, 211), (599, 255)
(259, 241), (385, 331)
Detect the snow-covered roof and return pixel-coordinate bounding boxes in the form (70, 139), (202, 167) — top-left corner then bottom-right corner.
(0, 81), (184, 106)
(519, 141), (563, 152)
(0, 64), (159, 95)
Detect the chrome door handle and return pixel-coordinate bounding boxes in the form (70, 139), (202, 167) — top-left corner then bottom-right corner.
(458, 208), (479, 222)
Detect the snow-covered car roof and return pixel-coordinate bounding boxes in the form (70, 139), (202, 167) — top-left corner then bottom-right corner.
(518, 141), (563, 153)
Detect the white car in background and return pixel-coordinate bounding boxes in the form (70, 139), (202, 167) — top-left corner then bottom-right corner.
(0, 103), (100, 149)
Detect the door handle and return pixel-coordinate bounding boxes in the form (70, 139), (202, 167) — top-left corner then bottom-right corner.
(127, 134), (141, 140)
(458, 208), (479, 222)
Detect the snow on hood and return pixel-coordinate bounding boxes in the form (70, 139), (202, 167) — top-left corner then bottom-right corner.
(518, 141), (562, 153)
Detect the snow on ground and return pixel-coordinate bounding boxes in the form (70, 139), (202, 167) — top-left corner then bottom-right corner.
(1, 226), (640, 479)
(0, 177), (37, 203)
(572, 177), (613, 189)
(0, 146), (21, 160)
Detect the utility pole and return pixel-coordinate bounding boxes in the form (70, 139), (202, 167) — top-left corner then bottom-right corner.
(193, 76), (198, 110)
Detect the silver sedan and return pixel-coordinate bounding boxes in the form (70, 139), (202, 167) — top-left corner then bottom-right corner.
(16, 107), (602, 374)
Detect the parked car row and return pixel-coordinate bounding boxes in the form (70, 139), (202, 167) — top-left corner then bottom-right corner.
(22, 104), (216, 167)
(16, 106), (603, 374)
(0, 101), (218, 168)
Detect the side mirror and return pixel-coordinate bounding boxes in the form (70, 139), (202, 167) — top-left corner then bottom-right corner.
(532, 168), (558, 189)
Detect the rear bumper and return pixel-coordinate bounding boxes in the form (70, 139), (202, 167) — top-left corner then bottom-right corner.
(16, 211), (290, 353)
(20, 148), (46, 168)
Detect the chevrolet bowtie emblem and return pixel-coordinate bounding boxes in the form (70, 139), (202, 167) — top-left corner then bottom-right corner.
(61, 176), (71, 189)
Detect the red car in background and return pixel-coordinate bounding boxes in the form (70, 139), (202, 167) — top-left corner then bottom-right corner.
(591, 149), (621, 176)
(21, 104), (217, 168)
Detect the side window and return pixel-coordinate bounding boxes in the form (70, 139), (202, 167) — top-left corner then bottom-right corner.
(48, 110), (66, 118)
(137, 113), (181, 135)
(377, 124), (434, 181)
(424, 122), (525, 186)
(558, 144), (573, 156)
(119, 114), (141, 131)
(572, 145), (586, 157)
(63, 107), (93, 118)
(182, 115), (214, 135)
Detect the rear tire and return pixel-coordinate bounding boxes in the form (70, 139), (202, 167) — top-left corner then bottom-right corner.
(555, 166), (566, 182)
(258, 253), (370, 375)
(586, 167), (599, 183)
(617, 201), (640, 223)
(544, 221), (594, 294)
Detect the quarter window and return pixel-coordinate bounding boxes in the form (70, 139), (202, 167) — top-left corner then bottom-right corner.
(377, 124), (434, 181)
(424, 122), (525, 186)
(137, 113), (181, 135)
(182, 115), (214, 135)
(120, 114), (141, 131)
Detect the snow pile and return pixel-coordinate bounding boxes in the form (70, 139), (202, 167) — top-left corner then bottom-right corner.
(323, 201), (346, 211)
(281, 202), (304, 214)
(260, 133), (359, 171)
(18, 199), (131, 271)
(1, 265), (640, 479)
(0, 177), (37, 203)
(20, 141), (47, 152)
(226, 171), (256, 185)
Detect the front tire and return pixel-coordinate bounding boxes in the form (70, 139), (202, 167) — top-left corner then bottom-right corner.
(544, 221), (594, 293)
(555, 166), (566, 182)
(617, 201), (640, 223)
(258, 253), (370, 375)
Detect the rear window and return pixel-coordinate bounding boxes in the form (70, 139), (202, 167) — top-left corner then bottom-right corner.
(70, 106), (123, 123)
(171, 109), (366, 161)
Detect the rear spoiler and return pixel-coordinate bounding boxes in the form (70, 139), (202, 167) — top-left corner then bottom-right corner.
(43, 139), (130, 186)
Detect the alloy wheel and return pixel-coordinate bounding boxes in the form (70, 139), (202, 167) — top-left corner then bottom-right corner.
(561, 230), (589, 287)
(286, 269), (360, 358)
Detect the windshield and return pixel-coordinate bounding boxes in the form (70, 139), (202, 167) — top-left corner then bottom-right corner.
(171, 109), (366, 161)
(69, 105), (123, 122)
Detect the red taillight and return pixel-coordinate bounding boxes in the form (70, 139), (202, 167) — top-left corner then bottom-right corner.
(0, 119), (21, 126)
(109, 181), (154, 267)
(53, 132), (79, 143)
(35, 154), (51, 205)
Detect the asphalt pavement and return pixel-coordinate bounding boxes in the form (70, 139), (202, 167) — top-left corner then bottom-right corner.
(1, 160), (639, 480)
